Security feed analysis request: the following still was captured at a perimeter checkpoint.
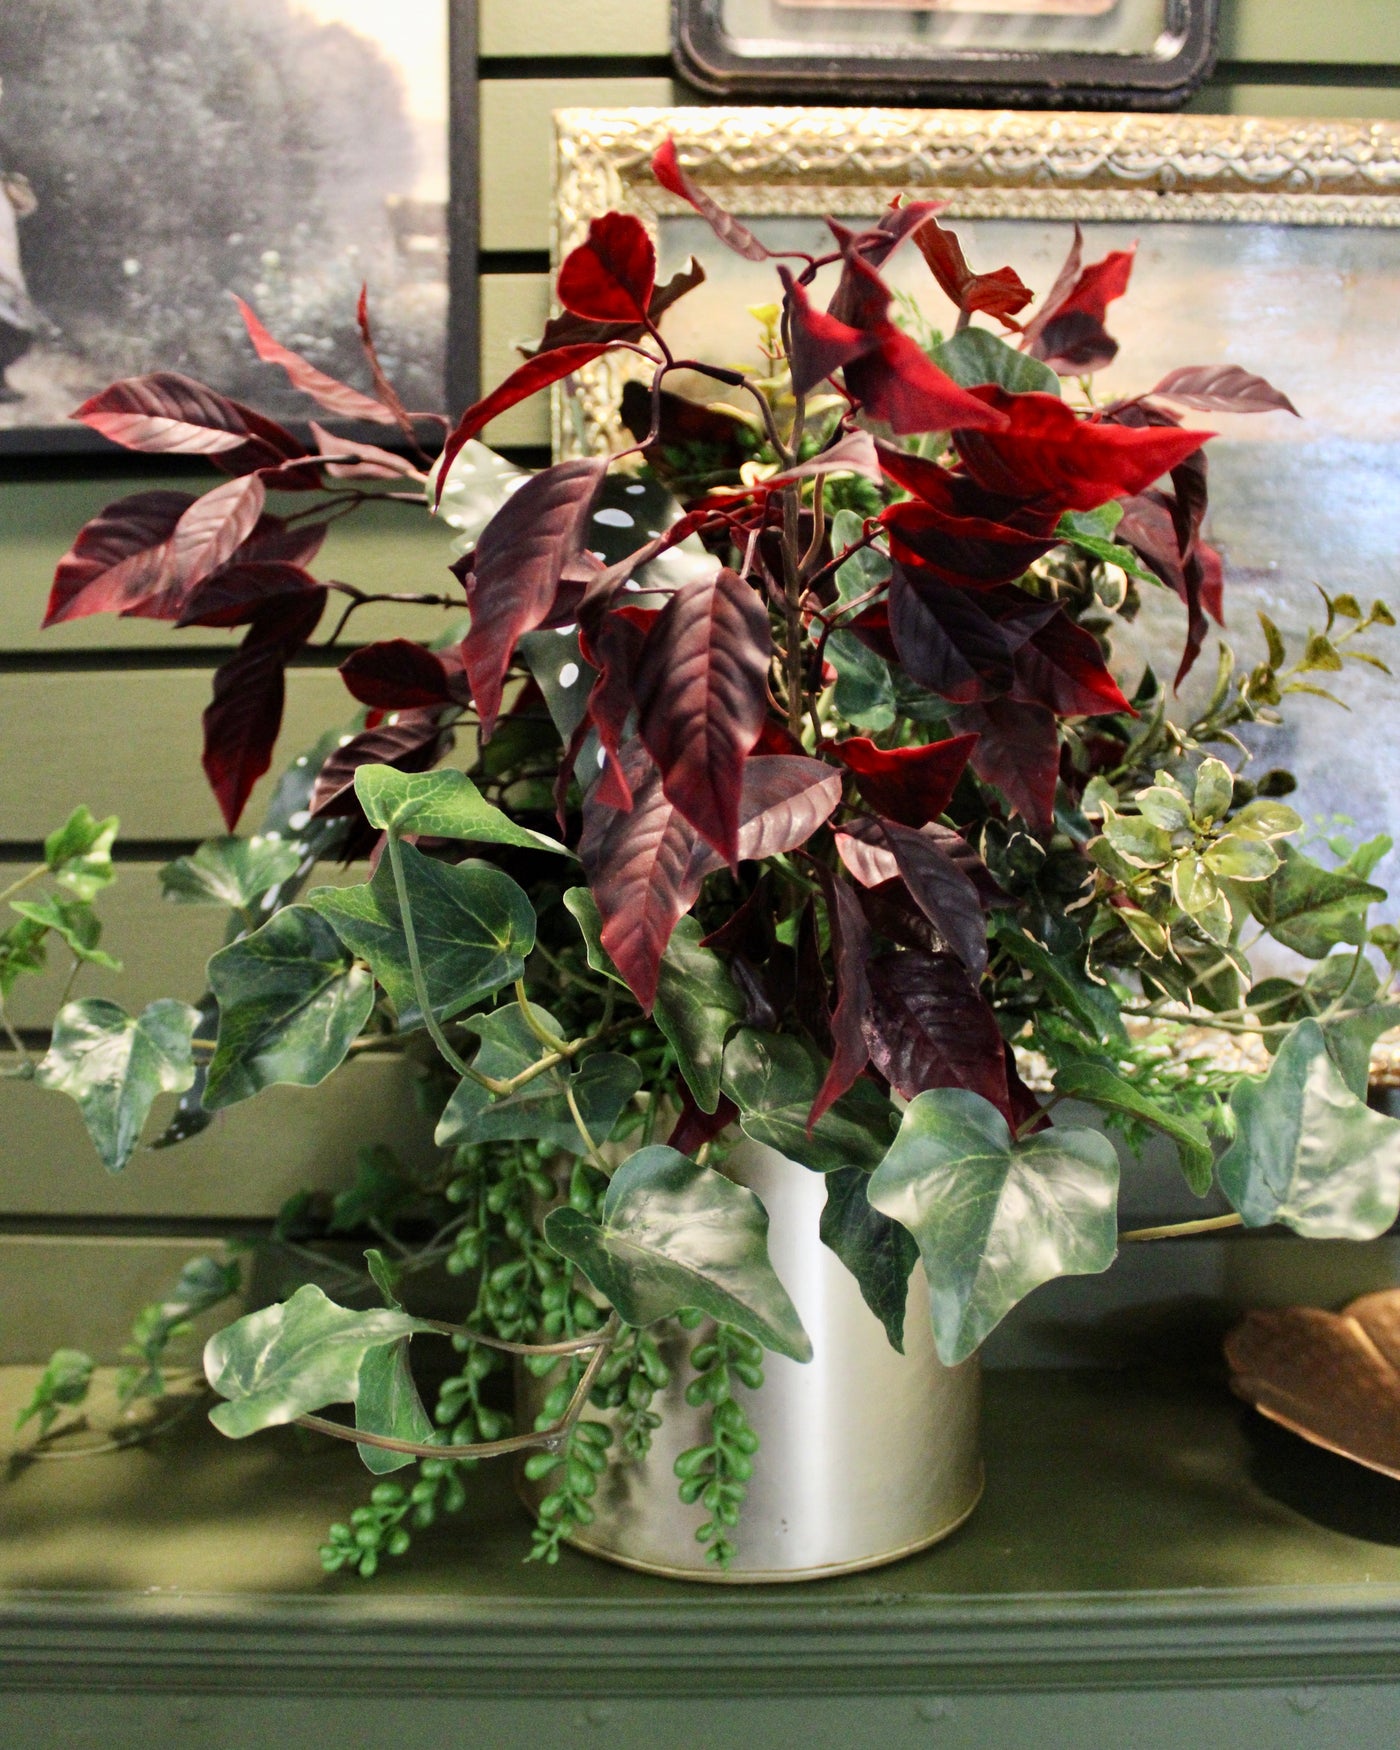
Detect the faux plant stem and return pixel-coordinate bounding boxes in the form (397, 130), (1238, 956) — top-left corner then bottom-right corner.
(1120, 1213), (1244, 1242)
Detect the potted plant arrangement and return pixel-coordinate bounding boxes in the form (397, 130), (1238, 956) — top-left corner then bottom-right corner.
(11, 140), (1400, 1581)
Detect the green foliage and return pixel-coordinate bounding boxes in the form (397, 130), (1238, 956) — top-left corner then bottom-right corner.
(674, 1324), (763, 1570)
(308, 846), (534, 1028)
(544, 1146), (813, 1363)
(353, 764), (570, 854)
(826, 628), (897, 731)
(721, 1027), (899, 1174)
(1244, 843), (1386, 959)
(1055, 504), (1158, 587)
(14, 1349), (94, 1439)
(119, 1254), (242, 1404)
(523, 1379), (613, 1565)
(933, 327), (1060, 397)
(1218, 1019), (1400, 1238)
(868, 1089), (1120, 1365)
(204, 1284), (435, 1439)
(43, 806), (118, 900)
(204, 906), (374, 1109)
(1250, 954), (1400, 1097)
(819, 1166), (920, 1351)
(9, 896), (120, 972)
(589, 1324), (670, 1460)
(1051, 1059), (1215, 1196)
(160, 836), (302, 912)
(36, 997), (199, 1171)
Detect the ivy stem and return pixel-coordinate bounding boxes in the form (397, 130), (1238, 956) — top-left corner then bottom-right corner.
(515, 979), (569, 1054)
(384, 830), (477, 1084)
(1119, 1213), (1244, 1243)
(0, 864), (47, 906)
(565, 1080), (611, 1175)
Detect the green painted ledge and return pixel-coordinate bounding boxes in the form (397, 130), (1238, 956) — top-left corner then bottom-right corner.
(4, 1368), (1400, 1746)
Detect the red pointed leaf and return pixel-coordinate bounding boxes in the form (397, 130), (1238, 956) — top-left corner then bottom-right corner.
(830, 734), (978, 828)
(463, 457), (608, 738)
(435, 346), (610, 499)
(579, 608), (652, 810)
(355, 287), (417, 444)
(651, 138), (770, 262)
(339, 640), (468, 710)
(1013, 612), (1135, 718)
(308, 422), (424, 481)
(668, 1088), (740, 1157)
(862, 950), (1011, 1116)
(913, 217), (1032, 326)
(309, 708), (453, 819)
(685, 755), (845, 889)
(234, 296), (397, 424)
(202, 591), (326, 831)
(633, 566), (772, 861)
(838, 816), (988, 979)
(558, 213), (656, 324)
(951, 697), (1061, 838)
(44, 491), (196, 625)
(1023, 228), (1135, 375)
(809, 864), (874, 1128)
(1148, 365), (1299, 418)
(177, 561), (322, 629)
(529, 260), (706, 356)
(764, 428), (883, 488)
(880, 444), (1061, 588)
(886, 563), (1018, 703)
(163, 473), (268, 603)
(954, 388), (1213, 514)
(72, 372), (304, 470)
(780, 267), (877, 398)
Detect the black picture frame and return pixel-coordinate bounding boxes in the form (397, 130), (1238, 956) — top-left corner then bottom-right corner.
(0, 0), (479, 461)
(672, 0), (1218, 108)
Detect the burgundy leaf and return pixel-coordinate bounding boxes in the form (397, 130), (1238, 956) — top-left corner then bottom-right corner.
(954, 387), (1213, 514)
(951, 697), (1061, 838)
(234, 296), (398, 424)
(633, 567), (772, 861)
(355, 286), (417, 445)
(830, 733), (978, 828)
(309, 421), (424, 481)
(1023, 227), (1135, 376)
(651, 137), (771, 262)
(164, 472), (268, 600)
(879, 444), (1061, 589)
(528, 260), (706, 356)
(913, 217), (1033, 327)
(763, 428), (883, 488)
(1148, 364), (1299, 418)
(463, 456), (609, 738)
(668, 1088), (740, 1157)
(809, 863), (874, 1127)
(339, 640), (470, 710)
(435, 345), (611, 498)
(1116, 487), (1224, 687)
(683, 755), (846, 891)
(72, 372), (304, 471)
(887, 562), (1017, 703)
(309, 708), (453, 819)
(780, 267), (878, 398)
(580, 740), (707, 1012)
(699, 873), (776, 959)
(862, 950), (1011, 1116)
(202, 590), (327, 831)
(234, 515), (331, 574)
(177, 560), (323, 629)
(856, 878), (946, 955)
(578, 608), (652, 810)
(44, 490), (195, 625)
(1004, 1042), (1048, 1135)
(825, 202), (949, 323)
(837, 816), (987, 980)
(1012, 611), (1135, 718)
(557, 213), (657, 324)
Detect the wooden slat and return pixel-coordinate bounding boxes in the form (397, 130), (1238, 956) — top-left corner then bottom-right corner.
(0, 1053), (438, 1220)
(479, 274), (554, 447)
(481, 0), (670, 58)
(481, 78), (678, 253)
(1199, 82), (1400, 119)
(0, 476), (464, 655)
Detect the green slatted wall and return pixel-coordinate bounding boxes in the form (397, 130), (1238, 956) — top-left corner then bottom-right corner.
(2, 0), (1397, 1360)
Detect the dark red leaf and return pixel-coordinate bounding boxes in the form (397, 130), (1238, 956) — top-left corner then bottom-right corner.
(1023, 227), (1135, 376)
(1147, 364), (1299, 418)
(234, 296), (398, 424)
(355, 286), (417, 445)
(830, 734), (978, 828)
(862, 950), (1011, 1116)
(234, 515), (330, 574)
(308, 422), (424, 481)
(699, 873), (777, 959)
(579, 609), (651, 810)
(837, 816), (988, 979)
(913, 217), (1033, 327)
(763, 428), (883, 488)
(954, 388), (1213, 514)
(651, 138), (771, 262)
(72, 372), (304, 472)
(339, 640), (470, 710)
(309, 708), (453, 819)
(825, 202), (949, 324)
(463, 456), (609, 738)
(44, 490), (195, 625)
(668, 1088), (740, 1157)
(780, 266), (878, 398)
(856, 878), (946, 955)
(633, 567), (773, 861)
(164, 472), (268, 599)
(176, 561), (323, 629)
(683, 755), (846, 888)
(808, 864), (874, 1127)
(557, 213), (657, 324)
(886, 562), (1018, 703)
(1116, 487), (1224, 687)
(752, 718), (804, 757)
(202, 590), (327, 831)
(879, 444), (1061, 588)
(1012, 611), (1135, 718)
(528, 260), (706, 356)
(435, 346), (611, 499)
(951, 697), (1061, 838)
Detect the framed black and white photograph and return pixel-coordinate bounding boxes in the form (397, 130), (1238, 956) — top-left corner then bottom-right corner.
(0, 0), (476, 453)
(672, 0), (1220, 107)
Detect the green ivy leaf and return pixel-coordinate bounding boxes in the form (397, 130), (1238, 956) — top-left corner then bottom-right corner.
(9, 895), (121, 972)
(827, 628), (897, 731)
(1244, 843), (1385, 959)
(354, 1311), (434, 1476)
(204, 1283), (436, 1439)
(308, 846), (534, 1027)
(1193, 759), (1235, 825)
(995, 923), (1126, 1048)
(204, 906), (374, 1110)
(160, 835), (302, 910)
(820, 1165), (919, 1352)
(120, 1254), (242, 1403)
(1052, 1059), (1214, 1195)
(0, 917), (48, 997)
(934, 327), (1060, 397)
(867, 1089), (1120, 1365)
(721, 1028), (898, 1174)
(36, 997), (199, 1172)
(831, 507), (892, 606)
(14, 1348), (95, 1438)
(543, 1146), (812, 1362)
(435, 1004), (642, 1154)
(1218, 1019), (1400, 1237)
(43, 806), (118, 900)
(353, 764), (570, 855)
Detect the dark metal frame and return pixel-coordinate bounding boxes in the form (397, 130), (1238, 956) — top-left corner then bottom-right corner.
(0, 0), (479, 459)
(672, 0), (1219, 108)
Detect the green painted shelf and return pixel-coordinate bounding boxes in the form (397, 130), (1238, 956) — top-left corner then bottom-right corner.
(5, 1365), (1400, 1747)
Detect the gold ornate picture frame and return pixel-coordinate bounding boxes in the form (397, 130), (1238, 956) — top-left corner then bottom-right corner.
(553, 108), (1400, 1085)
